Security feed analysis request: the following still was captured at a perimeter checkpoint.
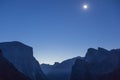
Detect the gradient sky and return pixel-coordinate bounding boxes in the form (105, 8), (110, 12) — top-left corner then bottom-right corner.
(0, 0), (120, 64)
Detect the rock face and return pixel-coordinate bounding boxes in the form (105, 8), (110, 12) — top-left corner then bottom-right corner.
(0, 41), (46, 80)
(0, 49), (31, 80)
(41, 56), (81, 80)
(71, 59), (91, 80)
(71, 47), (120, 80)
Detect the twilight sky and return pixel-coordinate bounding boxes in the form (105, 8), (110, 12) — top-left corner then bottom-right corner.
(0, 0), (120, 64)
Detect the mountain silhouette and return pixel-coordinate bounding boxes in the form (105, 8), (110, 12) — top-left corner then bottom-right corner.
(0, 41), (46, 80)
(71, 47), (120, 80)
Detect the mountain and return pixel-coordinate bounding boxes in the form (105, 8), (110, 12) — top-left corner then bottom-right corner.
(0, 49), (31, 80)
(71, 47), (120, 80)
(0, 41), (46, 80)
(41, 56), (81, 80)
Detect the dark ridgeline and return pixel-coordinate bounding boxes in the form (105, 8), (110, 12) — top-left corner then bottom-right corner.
(0, 49), (31, 80)
(1, 41), (120, 80)
(71, 47), (120, 80)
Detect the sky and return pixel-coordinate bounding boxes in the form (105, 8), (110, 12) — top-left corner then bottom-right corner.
(0, 0), (120, 64)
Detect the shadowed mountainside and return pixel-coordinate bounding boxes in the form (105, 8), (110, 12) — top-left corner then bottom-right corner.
(0, 41), (46, 80)
(71, 47), (120, 80)
(0, 49), (31, 80)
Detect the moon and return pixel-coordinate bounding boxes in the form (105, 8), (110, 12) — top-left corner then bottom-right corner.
(83, 4), (88, 10)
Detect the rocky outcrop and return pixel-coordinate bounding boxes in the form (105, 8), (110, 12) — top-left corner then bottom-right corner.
(0, 41), (46, 80)
(71, 47), (120, 80)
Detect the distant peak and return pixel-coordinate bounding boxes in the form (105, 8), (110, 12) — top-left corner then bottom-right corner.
(110, 48), (120, 53)
(85, 48), (97, 57)
(85, 47), (109, 59)
(87, 48), (97, 53)
(98, 47), (108, 52)
(86, 47), (109, 53)
(54, 62), (60, 65)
